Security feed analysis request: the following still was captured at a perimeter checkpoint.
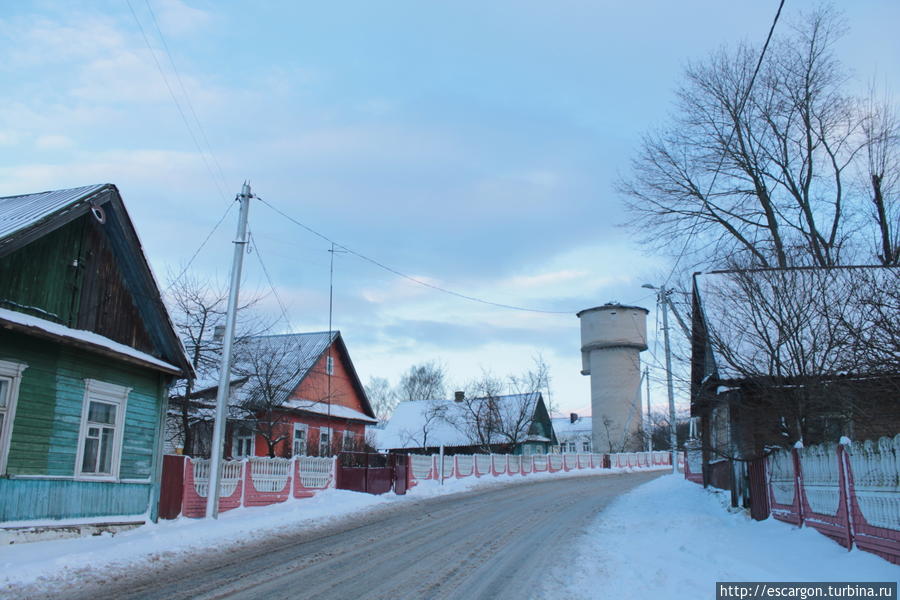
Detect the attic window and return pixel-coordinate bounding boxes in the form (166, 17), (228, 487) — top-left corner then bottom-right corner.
(326, 356), (334, 376)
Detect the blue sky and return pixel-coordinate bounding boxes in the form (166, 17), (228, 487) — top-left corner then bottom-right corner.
(1, 1), (898, 414)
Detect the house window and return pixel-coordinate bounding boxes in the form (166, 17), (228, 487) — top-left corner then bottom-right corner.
(568, 442), (576, 453)
(0, 360), (27, 475)
(582, 440), (591, 453)
(234, 427), (255, 458)
(77, 379), (129, 479)
(342, 429), (355, 451)
(325, 356), (334, 376)
(292, 423), (308, 456)
(319, 427), (332, 456)
(559, 443), (567, 454)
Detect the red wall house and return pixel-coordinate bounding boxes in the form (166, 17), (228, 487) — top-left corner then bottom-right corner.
(225, 331), (377, 458)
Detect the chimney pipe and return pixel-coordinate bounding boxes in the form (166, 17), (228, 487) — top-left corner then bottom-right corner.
(570, 412), (578, 424)
(454, 391), (465, 403)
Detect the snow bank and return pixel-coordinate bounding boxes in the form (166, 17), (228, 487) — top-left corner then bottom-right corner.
(547, 475), (898, 599)
(0, 465), (665, 593)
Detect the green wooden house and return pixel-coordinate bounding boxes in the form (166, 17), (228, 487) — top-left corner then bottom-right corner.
(0, 184), (192, 529)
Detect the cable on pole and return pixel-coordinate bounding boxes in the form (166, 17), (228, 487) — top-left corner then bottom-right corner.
(249, 231), (294, 332)
(663, 0), (787, 287)
(255, 195), (579, 315)
(165, 198), (237, 292)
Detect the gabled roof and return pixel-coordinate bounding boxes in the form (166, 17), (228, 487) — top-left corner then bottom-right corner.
(0, 184), (192, 376)
(195, 331), (375, 421)
(551, 416), (592, 436)
(378, 392), (549, 450)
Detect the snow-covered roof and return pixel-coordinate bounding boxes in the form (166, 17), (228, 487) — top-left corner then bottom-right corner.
(0, 184), (107, 241)
(0, 307), (180, 374)
(379, 392), (545, 450)
(282, 399), (377, 423)
(191, 331), (376, 420)
(551, 416), (592, 436)
(193, 331), (337, 398)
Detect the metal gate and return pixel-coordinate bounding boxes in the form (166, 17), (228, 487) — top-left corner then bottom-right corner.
(336, 452), (404, 495)
(158, 454), (186, 519)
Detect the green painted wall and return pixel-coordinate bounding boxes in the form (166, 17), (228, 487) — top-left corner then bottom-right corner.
(0, 218), (84, 325)
(0, 479), (150, 522)
(0, 330), (163, 522)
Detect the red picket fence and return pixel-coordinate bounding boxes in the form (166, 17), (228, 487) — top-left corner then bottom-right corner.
(766, 437), (900, 565)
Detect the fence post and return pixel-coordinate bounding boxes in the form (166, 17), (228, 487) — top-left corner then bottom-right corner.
(837, 443), (854, 550)
(791, 446), (804, 526)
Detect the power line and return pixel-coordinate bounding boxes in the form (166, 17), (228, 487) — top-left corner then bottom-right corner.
(255, 195), (578, 315)
(123, 0), (230, 203)
(141, 0), (231, 193)
(249, 231), (294, 332)
(663, 0), (786, 287)
(165, 198), (236, 292)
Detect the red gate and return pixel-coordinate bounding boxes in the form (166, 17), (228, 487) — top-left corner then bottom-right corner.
(158, 454), (186, 519)
(335, 452), (404, 495)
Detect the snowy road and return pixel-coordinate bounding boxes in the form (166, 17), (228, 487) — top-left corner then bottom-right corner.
(35, 470), (661, 600)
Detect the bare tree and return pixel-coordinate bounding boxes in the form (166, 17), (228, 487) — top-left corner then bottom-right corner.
(861, 88), (900, 265)
(699, 266), (896, 455)
(165, 272), (266, 455)
(232, 336), (307, 458)
(620, 7), (899, 273)
(397, 361), (446, 403)
(365, 376), (398, 425)
(397, 398), (447, 450)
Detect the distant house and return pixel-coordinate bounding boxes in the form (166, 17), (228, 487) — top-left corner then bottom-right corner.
(0, 184), (192, 529)
(379, 392), (557, 455)
(690, 266), (900, 494)
(552, 413), (592, 454)
(171, 331), (377, 458)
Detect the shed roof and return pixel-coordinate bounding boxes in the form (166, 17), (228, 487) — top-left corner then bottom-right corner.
(0, 184), (108, 242)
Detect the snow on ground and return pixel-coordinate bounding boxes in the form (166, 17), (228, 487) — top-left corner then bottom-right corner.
(546, 475), (899, 600)
(0, 465), (666, 593)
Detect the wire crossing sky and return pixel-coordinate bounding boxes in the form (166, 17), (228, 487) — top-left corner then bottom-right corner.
(0, 0), (896, 413)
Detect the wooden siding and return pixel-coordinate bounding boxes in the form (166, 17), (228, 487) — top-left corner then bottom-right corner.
(0, 329), (161, 481)
(292, 345), (368, 415)
(0, 478), (150, 522)
(0, 214), (155, 356)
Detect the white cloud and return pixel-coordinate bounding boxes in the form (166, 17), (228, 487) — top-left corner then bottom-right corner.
(153, 0), (212, 36)
(34, 135), (74, 150)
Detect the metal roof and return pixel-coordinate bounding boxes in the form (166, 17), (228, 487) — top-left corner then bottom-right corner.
(0, 184), (108, 241)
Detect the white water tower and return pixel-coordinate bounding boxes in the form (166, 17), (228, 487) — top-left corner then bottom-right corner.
(577, 304), (648, 453)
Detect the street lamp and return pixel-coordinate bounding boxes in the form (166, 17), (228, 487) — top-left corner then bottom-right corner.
(643, 283), (678, 474)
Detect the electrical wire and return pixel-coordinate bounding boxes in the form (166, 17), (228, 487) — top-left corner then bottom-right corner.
(255, 195), (580, 315)
(141, 0), (231, 194)
(663, 0), (786, 287)
(124, 0), (230, 203)
(249, 231), (294, 332)
(164, 198), (236, 292)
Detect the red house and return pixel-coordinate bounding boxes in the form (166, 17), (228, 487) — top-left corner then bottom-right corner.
(186, 331), (376, 458)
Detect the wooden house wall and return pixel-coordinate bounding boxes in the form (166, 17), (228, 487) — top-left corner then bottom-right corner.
(291, 346), (368, 415)
(0, 329), (164, 522)
(0, 214), (155, 356)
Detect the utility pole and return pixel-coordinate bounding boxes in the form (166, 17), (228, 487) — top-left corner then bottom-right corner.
(659, 287), (678, 474)
(206, 182), (251, 519)
(645, 366), (652, 452)
(642, 283), (681, 474)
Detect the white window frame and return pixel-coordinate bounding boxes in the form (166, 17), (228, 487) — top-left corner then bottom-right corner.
(233, 427), (255, 458)
(75, 379), (130, 481)
(325, 355), (334, 376)
(292, 423), (308, 456)
(319, 426), (332, 456)
(0, 360), (28, 475)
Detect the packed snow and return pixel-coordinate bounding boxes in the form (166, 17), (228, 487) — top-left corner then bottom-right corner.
(546, 474), (898, 599)
(0, 465), (664, 594)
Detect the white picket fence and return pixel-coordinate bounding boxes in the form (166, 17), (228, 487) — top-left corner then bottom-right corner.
(189, 455), (335, 499)
(409, 450), (671, 484)
(191, 458), (243, 498)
